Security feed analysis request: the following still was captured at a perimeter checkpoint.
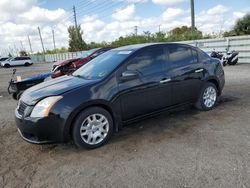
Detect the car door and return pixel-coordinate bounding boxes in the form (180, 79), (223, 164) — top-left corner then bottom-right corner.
(18, 57), (25, 65)
(117, 46), (172, 121)
(11, 57), (20, 66)
(167, 44), (204, 105)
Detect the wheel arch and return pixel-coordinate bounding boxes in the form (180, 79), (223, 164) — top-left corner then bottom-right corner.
(64, 100), (120, 142)
(206, 77), (221, 95)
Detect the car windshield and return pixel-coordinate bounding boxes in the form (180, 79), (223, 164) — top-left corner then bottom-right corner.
(73, 50), (132, 80)
(0, 57), (8, 61)
(78, 48), (100, 58)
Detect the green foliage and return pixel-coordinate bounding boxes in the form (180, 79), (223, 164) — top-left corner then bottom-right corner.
(19, 50), (28, 56)
(109, 26), (203, 47)
(45, 47), (68, 54)
(87, 41), (109, 49)
(234, 14), (250, 35)
(167, 26), (203, 41)
(224, 14), (250, 37)
(68, 25), (87, 52)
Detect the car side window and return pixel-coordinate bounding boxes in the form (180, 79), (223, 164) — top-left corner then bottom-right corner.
(197, 49), (210, 63)
(169, 46), (196, 69)
(192, 49), (199, 63)
(125, 47), (166, 76)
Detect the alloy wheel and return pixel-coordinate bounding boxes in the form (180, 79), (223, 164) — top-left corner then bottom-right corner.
(203, 86), (217, 108)
(79, 113), (109, 145)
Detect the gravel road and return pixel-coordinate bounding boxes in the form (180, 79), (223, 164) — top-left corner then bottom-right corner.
(0, 63), (250, 188)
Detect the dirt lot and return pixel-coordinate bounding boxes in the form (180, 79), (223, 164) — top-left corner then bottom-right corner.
(0, 63), (250, 188)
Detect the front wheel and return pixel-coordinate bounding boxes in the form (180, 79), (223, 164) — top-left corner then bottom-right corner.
(4, 64), (10, 68)
(195, 83), (218, 111)
(72, 107), (114, 149)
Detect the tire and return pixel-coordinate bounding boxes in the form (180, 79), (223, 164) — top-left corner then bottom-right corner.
(72, 107), (114, 149)
(24, 62), (30, 66)
(230, 58), (238, 65)
(4, 64), (10, 68)
(195, 82), (218, 111)
(222, 60), (227, 66)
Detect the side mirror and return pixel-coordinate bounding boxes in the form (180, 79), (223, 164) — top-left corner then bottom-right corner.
(120, 70), (139, 82)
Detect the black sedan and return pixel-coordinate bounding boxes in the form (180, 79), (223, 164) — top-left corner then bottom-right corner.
(15, 43), (225, 149)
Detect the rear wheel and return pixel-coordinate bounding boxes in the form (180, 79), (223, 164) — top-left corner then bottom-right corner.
(195, 82), (218, 111)
(24, 62), (30, 66)
(4, 64), (10, 68)
(72, 107), (114, 149)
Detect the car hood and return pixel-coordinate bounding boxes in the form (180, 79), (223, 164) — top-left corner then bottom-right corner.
(21, 75), (96, 105)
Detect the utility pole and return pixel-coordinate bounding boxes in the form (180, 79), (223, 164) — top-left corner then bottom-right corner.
(134, 26), (138, 36)
(73, 5), (78, 28)
(52, 29), (56, 50)
(27, 35), (33, 54)
(158, 24), (161, 33)
(190, 0), (195, 32)
(38, 27), (45, 54)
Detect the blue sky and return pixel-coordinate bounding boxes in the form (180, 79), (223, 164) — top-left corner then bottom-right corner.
(0, 0), (249, 54)
(39, 0), (250, 19)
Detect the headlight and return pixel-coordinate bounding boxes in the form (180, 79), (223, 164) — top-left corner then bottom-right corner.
(30, 96), (63, 118)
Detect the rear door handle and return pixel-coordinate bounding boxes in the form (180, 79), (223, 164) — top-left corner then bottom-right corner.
(160, 78), (171, 84)
(195, 69), (204, 73)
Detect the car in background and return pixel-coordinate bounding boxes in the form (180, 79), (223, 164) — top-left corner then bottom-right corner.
(1, 57), (33, 68)
(51, 48), (112, 78)
(15, 43), (225, 149)
(0, 57), (10, 63)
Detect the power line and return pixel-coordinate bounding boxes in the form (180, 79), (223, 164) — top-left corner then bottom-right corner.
(76, 0), (125, 18)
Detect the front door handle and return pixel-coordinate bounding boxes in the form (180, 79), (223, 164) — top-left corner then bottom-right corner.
(160, 78), (171, 84)
(195, 69), (204, 73)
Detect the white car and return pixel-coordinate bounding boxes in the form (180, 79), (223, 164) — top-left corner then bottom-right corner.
(0, 57), (10, 63)
(1, 57), (33, 68)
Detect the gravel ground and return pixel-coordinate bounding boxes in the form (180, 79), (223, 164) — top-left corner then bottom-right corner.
(0, 63), (250, 188)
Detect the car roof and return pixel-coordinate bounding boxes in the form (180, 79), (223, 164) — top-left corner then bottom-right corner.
(112, 42), (193, 52)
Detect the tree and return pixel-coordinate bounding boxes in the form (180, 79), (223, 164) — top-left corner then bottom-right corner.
(167, 26), (203, 41)
(224, 14), (250, 37)
(233, 14), (250, 35)
(68, 25), (87, 52)
(19, 50), (28, 56)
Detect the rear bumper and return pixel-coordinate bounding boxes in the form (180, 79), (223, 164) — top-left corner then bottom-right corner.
(15, 109), (66, 144)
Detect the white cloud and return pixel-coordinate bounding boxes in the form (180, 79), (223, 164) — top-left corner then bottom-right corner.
(112, 4), (136, 21)
(152, 0), (186, 5)
(162, 8), (184, 21)
(0, 0), (70, 53)
(19, 6), (67, 24)
(0, 0), (36, 23)
(207, 5), (230, 15)
(233, 7), (250, 19)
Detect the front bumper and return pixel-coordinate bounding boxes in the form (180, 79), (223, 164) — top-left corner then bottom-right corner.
(15, 109), (65, 144)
